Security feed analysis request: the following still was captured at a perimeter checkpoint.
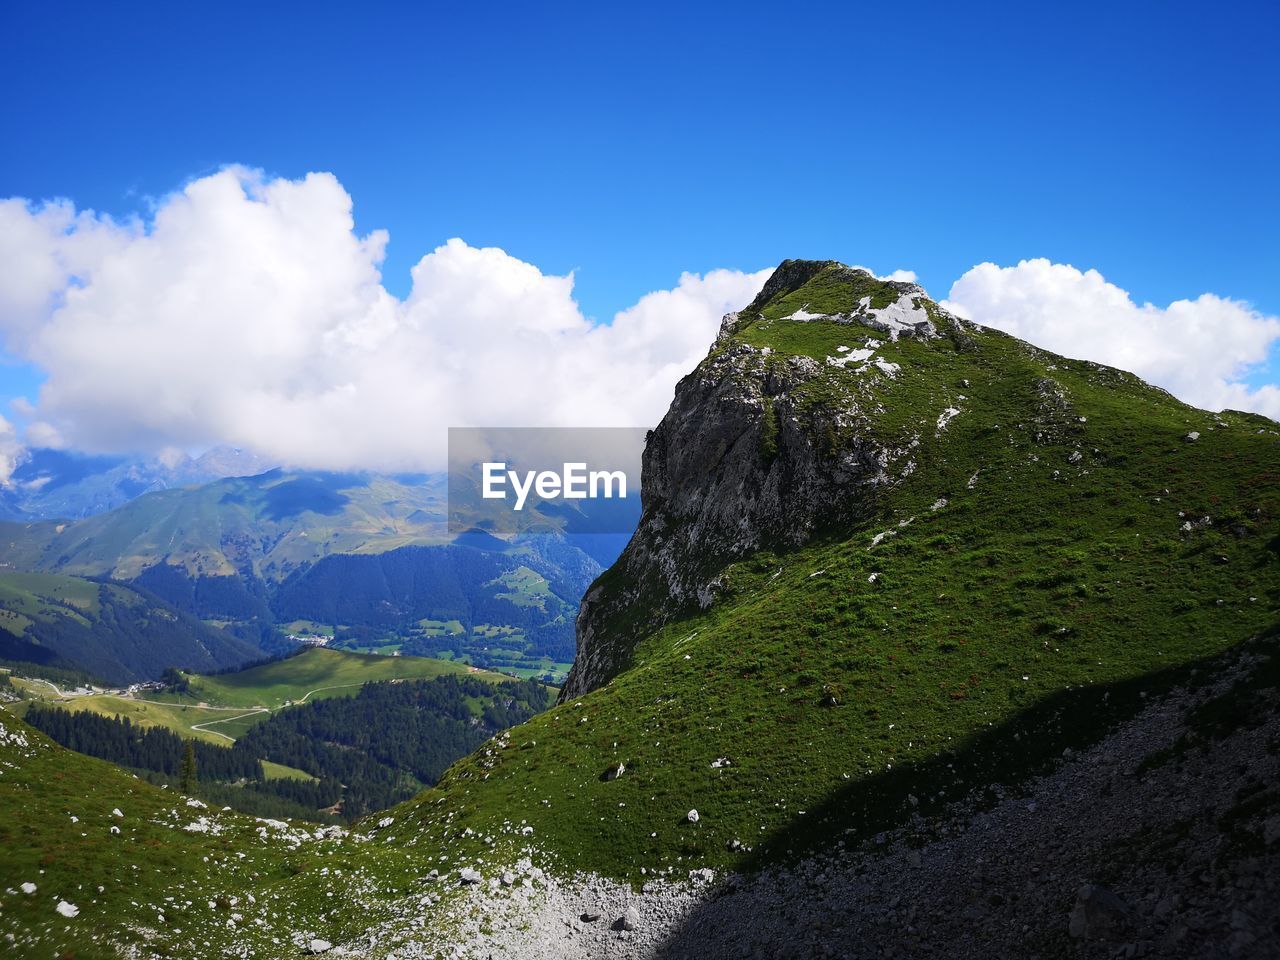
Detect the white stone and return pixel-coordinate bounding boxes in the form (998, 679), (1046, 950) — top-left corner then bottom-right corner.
(936, 407), (961, 431)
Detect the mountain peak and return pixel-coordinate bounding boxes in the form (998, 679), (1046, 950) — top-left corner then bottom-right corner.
(721, 259), (939, 346)
(743, 259), (851, 311)
(748, 259), (925, 311)
(562, 258), (1247, 697)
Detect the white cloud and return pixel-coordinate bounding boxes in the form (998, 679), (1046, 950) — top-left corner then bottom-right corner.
(6, 172), (1275, 485)
(0, 414), (22, 485)
(846, 265), (917, 284)
(0, 168), (769, 472)
(0, 198), (130, 351)
(943, 259), (1280, 420)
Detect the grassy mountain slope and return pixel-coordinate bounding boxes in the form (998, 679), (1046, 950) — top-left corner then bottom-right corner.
(18, 663), (554, 821)
(0, 571), (264, 683)
(378, 261), (1280, 881)
(5, 648), (511, 746)
(0, 711), (435, 960)
(6, 691), (268, 746)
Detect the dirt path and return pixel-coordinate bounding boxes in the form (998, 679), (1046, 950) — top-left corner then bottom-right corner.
(189, 708), (271, 742)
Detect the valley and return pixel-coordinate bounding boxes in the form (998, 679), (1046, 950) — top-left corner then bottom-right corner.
(3, 647), (512, 741)
(0, 475), (597, 684)
(5, 647), (549, 822)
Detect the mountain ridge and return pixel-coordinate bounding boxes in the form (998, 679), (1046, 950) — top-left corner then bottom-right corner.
(562, 259), (1276, 697)
(376, 257), (1280, 889)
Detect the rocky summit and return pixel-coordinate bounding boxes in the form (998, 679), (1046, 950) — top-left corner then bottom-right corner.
(564, 260), (972, 697)
(3, 259), (1279, 959)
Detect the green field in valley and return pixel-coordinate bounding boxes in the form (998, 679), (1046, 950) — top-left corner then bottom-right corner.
(4, 692), (267, 746)
(163, 646), (512, 710)
(3, 648), (517, 747)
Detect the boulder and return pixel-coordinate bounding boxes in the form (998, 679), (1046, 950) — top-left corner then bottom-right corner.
(617, 905), (640, 931)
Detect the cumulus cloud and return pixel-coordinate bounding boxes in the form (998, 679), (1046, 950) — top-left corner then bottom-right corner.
(0, 414), (22, 485)
(5, 171), (1276, 486)
(943, 259), (1280, 420)
(0, 167), (769, 473)
(864, 267), (917, 284)
(0, 197), (135, 350)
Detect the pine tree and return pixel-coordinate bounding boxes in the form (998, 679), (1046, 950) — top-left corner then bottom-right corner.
(180, 739), (197, 793)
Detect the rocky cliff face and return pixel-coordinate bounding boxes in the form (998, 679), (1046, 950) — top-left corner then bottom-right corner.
(562, 260), (971, 698)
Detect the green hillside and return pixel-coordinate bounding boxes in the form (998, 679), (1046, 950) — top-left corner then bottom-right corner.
(0, 571), (264, 683)
(6, 648), (516, 744)
(0, 711), (434, 960)
(9, 648), (549, 826)
(380, 262), (1280, 879)
(0, 571), (100, 644)
(5, 691), (270, 746)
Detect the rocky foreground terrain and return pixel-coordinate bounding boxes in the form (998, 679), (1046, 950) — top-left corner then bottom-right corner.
(371, 637), (1279, 959)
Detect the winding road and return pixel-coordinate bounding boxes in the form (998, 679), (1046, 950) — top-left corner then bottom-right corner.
(189, 708), (271, 742)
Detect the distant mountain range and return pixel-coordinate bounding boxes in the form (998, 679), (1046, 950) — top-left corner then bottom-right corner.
(0, 458), (636, 683)
(0, 445), (275, 521)
(1, 468), (450, 582)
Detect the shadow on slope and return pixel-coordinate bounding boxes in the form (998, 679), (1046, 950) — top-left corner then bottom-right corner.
(656, 624), (1280, 957)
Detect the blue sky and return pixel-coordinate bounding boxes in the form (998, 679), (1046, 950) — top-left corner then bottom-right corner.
(1, 0), (1278, 467)
(4, 0), (1277, 312)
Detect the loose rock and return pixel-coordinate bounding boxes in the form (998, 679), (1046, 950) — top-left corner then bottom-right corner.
(1068, 883), (1130, 940)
